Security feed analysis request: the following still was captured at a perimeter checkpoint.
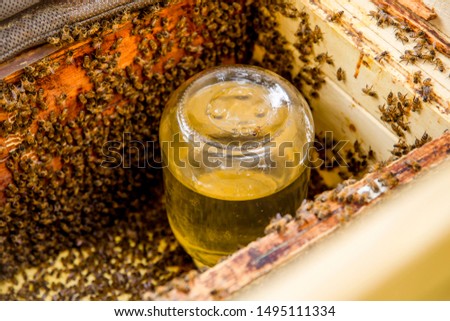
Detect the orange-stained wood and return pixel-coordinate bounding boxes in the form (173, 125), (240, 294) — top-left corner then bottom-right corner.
(396, 0), (437, 21)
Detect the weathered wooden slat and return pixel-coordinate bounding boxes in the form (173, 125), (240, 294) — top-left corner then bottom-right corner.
(396, 0), (437, 21)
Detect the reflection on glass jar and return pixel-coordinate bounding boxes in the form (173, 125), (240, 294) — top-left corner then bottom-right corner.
(160, 65), (314, 267)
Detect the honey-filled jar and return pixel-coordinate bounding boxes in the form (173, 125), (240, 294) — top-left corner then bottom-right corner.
(160, 65), (314, 267)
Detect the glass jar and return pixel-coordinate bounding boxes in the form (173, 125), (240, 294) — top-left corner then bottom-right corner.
(159, 65), (314, 267)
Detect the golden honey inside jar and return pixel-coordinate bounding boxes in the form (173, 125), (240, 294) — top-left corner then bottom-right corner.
(160, 65), (314, 267)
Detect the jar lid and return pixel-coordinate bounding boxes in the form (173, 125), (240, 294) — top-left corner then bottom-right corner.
(176, 65), (313, 153)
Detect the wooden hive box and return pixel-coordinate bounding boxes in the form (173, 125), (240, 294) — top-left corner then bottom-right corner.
(0, 0), (449, 300)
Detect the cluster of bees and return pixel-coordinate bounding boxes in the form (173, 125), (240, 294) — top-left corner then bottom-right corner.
(0, 59), (60, 137)
(1, 202), (195, 300)
(376, 87), (433, 157)
(295, 166), (400, 225)
(391, 131), (432, 158)
(47, 12), (133, 49)
(412, 71), (434, 103)
(290, 10), (329, 99)
(365, 8), (439, 158)
(305, 133), (376, 206)
(264, 213), (293, 235)
(369, 8), (446, 73)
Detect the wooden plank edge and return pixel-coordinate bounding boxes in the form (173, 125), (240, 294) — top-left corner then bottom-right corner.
(396, 0), (437, 21)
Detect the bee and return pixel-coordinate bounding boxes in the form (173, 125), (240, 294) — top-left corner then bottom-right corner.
(328, 10), (344, 23)
(133, 56), (146, 67)
(368, 10), (379, 20)
(405, 159), (421, 172)
(111, 37), (123, 50)
(396, 101), (405, 116)
(335, 188), (350, 203)
(412, 70), (422, 84)
(92, 37), (102, 50)
(355, 191), (372, 205)
(397, 118), (410, 132)
(185, 45), (201, 53)
(362, 85), (378, 98)
(310, 90), (320, 99)
(60, 25), (74, 43)
(375, 50), (390, 62)
(400, 50), (417, 64)
(58, 108), (69, 122)
(71, 25), (85, 38)
(312, 25), (323, 43)
(395, 30), (409, 44)
(232, 2), (242, 11)
(411, 96), (422, 112)
(160, 16), (169, 27)
(419, 79), (432, 102)
(314, 203), (332, 219)
(398, 22), (413, 32)
(159, 42), (168, 55)
(418, 52), (434, 62)
(397, 92), (408, 104)
(56, 93), (67, 106)
(84, 90), (95, 99)
(176, 16), (187, 30)
(20, 75), (36, 93)
(353, 140), (362, 154)
(433, 58), (445, 72)
(167, 40), (174, 53)
(374, 9), (396, 26)
(161, 29), (170, 39)
(110, 18), (120, 32)
(422, 78), (432, 86)
(82, 55), (91, 69)
(409, 30), (425, 39)
(413, 41), (426, 51)
(379, 171), (399, 187)
(336, 67), (346, 81)
(47, 36), (61, 46)
(178, 35), (190, 49)
(427, 45), (437, 58)
(315, 52), (334, 65)
(7, 183), (19, 194)
(264, 213), (293, 235)
(391, 123), (405, 137)
(148, 39), (158, 51)
(65, 50), (74, 65)
(386, 91), (396, 105)
(378, 103), (387, 114)
(78, 94), (87, 105)
(203, 41), (214, 49)
(420, 131), (431, 145)
(88, 22), (101, 36)
(118, 8), (133, 23)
